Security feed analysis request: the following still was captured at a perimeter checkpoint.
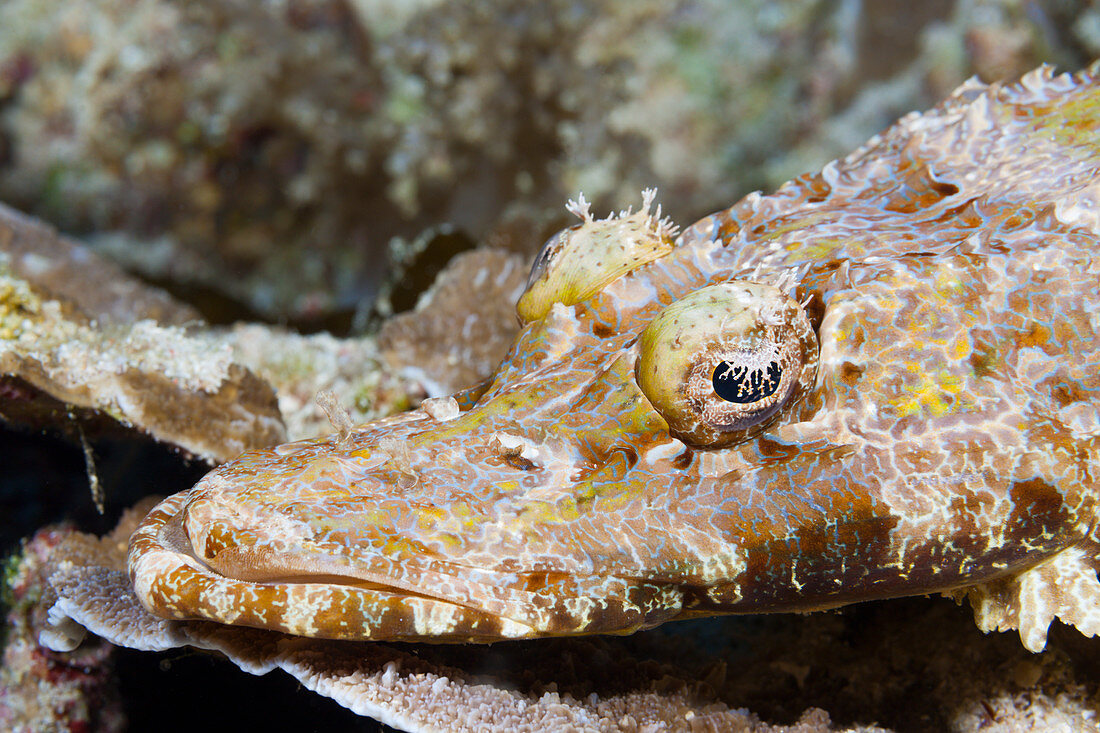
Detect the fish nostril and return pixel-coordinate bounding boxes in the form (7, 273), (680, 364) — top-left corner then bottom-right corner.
(502, 452), (538, 471)
(575, 445), (639, 482)
(489, 431), (544, 472)
(672, 448), (694, 470)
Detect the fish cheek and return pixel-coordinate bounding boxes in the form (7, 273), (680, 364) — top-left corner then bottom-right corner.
(734, 495), (902, 609)
(710, 447), (904, 610)
(1005, 478), (1071, 550)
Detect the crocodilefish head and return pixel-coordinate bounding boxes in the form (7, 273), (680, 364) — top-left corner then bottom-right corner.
(130, 168), (1099, 645)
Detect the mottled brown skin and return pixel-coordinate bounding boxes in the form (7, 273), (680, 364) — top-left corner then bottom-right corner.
(129, 66), (1100, 650)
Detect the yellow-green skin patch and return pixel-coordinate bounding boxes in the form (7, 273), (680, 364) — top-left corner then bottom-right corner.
(130, 66), (1100, 652)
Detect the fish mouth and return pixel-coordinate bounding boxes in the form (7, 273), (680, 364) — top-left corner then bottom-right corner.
(128, 488), (684, 642)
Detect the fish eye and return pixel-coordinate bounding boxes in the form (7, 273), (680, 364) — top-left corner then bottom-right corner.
(712, 358), (783, 404)
(635, 282), (818, 448)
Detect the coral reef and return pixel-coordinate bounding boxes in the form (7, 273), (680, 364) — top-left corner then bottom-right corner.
(224, 323), (415, 443)
(2, 0), (1095, 320)
(0, 202), (285, 463)
(0, 202), (522, 456)
(0, 215), (528, 729)
(16, 63), (1100, 732)
(116, 64), (1100, 653)
(0, 215), (525, 730)
(4, 4), (1100, 732)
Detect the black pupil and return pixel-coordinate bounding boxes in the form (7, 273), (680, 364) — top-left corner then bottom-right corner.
(712, 360), (783, 404)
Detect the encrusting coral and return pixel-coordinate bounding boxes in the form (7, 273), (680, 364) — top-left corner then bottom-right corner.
(0, 527), (124, 732)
